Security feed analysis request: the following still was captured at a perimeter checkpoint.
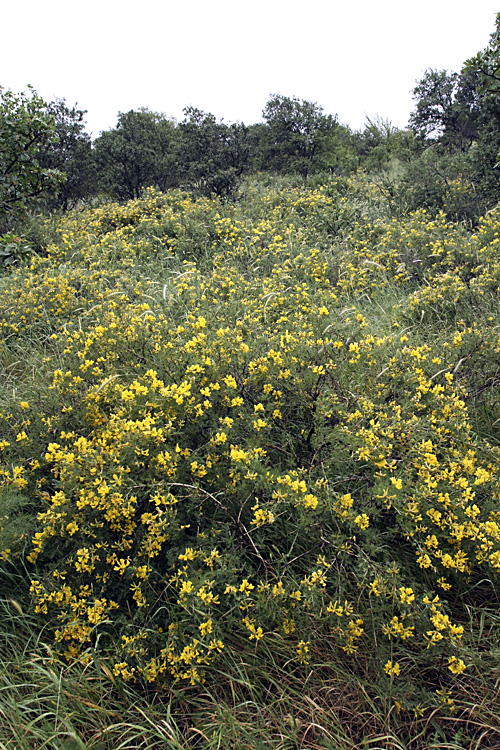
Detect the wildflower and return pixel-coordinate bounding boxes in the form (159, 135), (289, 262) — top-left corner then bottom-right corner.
(354, 513), (369, 530)
(399, 587), (415, 605)
(296, 640), (310, 663)
(448, 656), (466, 675)
(384, 660), (401, 677)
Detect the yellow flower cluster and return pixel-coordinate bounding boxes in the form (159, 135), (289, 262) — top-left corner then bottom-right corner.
(3, 181), (500, 691)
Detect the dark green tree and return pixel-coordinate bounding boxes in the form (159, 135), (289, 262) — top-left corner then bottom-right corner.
(37, 98), (96, 209)
(354, 117), (420, 172)
(406, 65), (498, 220)
(261, 95), (337, 181)
(176, 107), (250, 197)
(465, 12), (500, 95)
(0, 86), (64, 231)
(464, 12), (500, 208)
(323, 123), (359, 175)
(94, 109), (177, 200)
(244, 122), (270, 173)
(409, 69), (480, 153)
(409, 70), (457, 141)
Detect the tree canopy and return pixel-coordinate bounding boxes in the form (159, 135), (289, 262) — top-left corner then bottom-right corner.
(0, 86), (64, 230)
(262, 95), (337, 181)
(409, 69), (480, 152)
(37, 98), (96, 210)
(176, 107), (250, 197)
(94, 108), (177, 200)
(4, 11), (500, 233)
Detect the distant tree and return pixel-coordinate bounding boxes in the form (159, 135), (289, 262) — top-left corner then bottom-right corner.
(94, 109), (177, 200)
(409, 69), (480, 153)
(465, 12), (500, 95)
(323, 123), (359, 175)
(400, 15), (500, 219)
(245, 123), (269, 172)
(37, 98), (96, 209)
(176, 107), (250, 197)
(469, 97), (500, 208)
(355, 116), (397, 171)
(261, 95), (337, 181)
(464, 12), (500, 207)
(354, 117), (420, 172)
(0, 86), (64, 231)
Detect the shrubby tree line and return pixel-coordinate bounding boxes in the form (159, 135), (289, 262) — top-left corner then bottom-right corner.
(2, 12), (500, 232)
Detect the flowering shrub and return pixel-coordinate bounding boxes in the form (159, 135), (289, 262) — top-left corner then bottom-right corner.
(2, 184), (500, 705)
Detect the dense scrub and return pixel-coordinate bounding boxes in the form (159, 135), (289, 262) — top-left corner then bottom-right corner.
(1, 177), (500, 747)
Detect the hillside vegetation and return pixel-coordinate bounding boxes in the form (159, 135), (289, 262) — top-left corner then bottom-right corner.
(2, 17), (500, 748)
(1, 173), (500, 748)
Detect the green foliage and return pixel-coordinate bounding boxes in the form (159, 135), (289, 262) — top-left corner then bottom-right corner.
(325, 122), (360, 174)
(395, 148), (481, 223)
(1, 182), (500, 708)
(94, 108), (178, 200)
(407, 15), (500, 215)
(262, 94), (337, 181)
(0, 232), (33, 269)
(355, 116), (421, 174)
(2, 177), (500, 744)
(409, 69), (480, 153)
(0, 487), (34, 555)
(37, 98), (96, 209)
(176, 107), (250, 197)
(0, 86), (64, 231)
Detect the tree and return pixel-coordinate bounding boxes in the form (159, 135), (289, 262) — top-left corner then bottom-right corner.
(463, 93), (500, 211)
(0, 86), (64, 231)
(465, 12), (500, 95)
(37, 98), (96, 209)
(353, 117), (420, 172)
(403, 16), (500, 218)
(94, 109), (177, 200)
(463, 12), (500, 208)
(176, 107), (250, 197)
(322, 123), (359, 175)
(261, 95), (337, 181)
(409, 69), (480, 153)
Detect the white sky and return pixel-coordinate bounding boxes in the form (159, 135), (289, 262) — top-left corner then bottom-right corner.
(1, 1), (498, 137)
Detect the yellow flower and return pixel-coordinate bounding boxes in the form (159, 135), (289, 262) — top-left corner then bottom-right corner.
(399, 587), (415, 605)
(253, 418), (267, 431)
(199, 619), (213, 636)
(369, 579), (381, 597)
(448, 656), (466, 675)
(296, 640), (310, 663)
(354, 513), (369, 530)
(384, 660), (401, 677)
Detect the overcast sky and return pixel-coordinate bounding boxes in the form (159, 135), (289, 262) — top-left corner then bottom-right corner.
(2, 1), (498, 137)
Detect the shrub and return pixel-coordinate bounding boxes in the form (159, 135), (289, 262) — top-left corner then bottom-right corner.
(2, 180), (500, 716)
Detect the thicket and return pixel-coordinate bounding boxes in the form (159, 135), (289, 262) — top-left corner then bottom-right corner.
(2, 14), (500, 750)
(0, 174), (500, 746)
